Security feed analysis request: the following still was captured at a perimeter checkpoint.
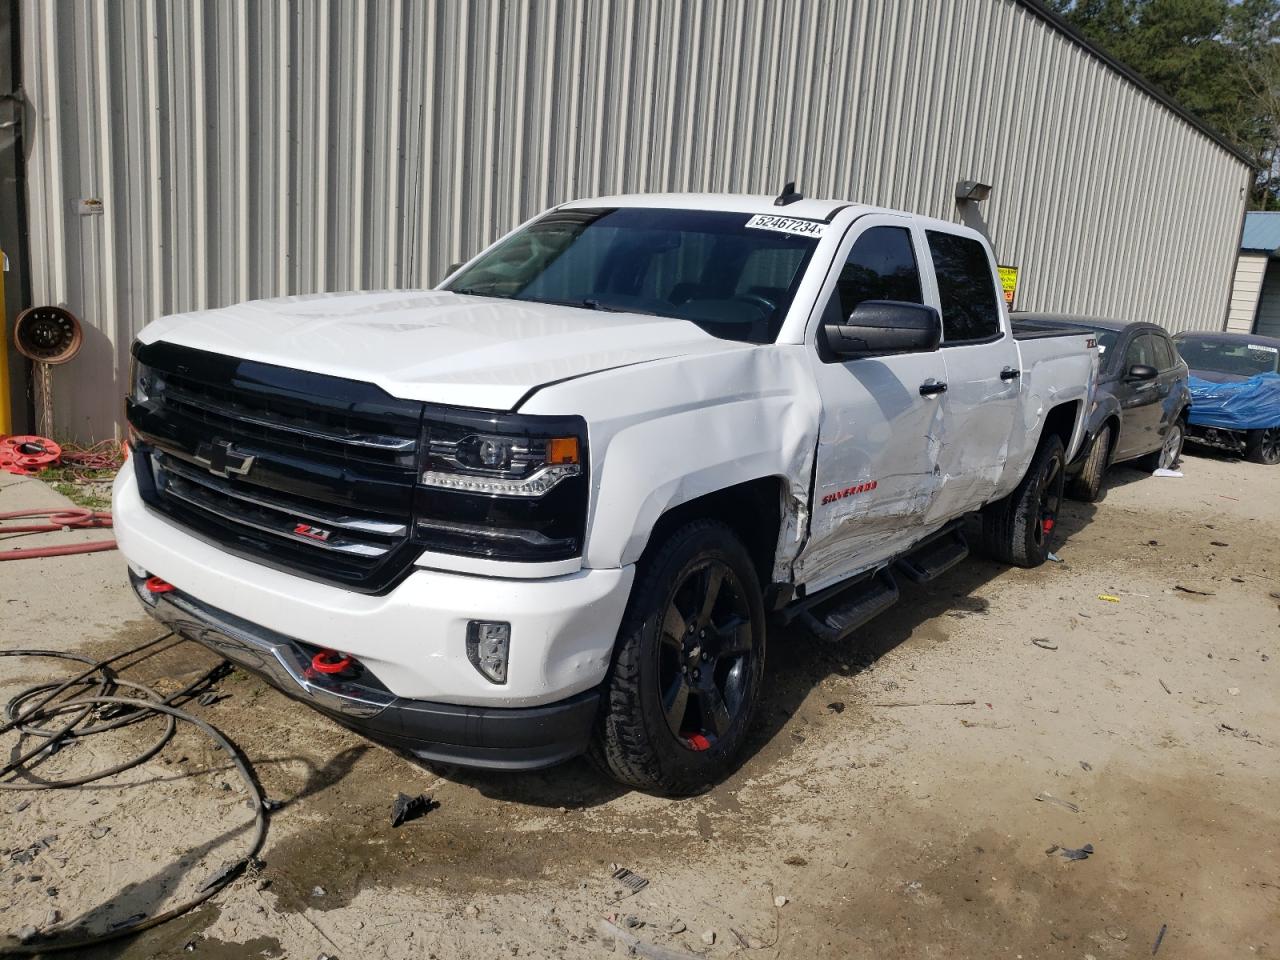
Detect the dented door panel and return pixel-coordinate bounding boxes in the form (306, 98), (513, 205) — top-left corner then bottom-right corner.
(799, 354), (947, 592)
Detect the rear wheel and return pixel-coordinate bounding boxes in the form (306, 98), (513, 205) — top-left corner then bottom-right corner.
(1245, 426), (1280, 465)
(1067, 424), (1110, 503)
(981, 434), (1066, 568)
(592, 520), (766, 795)
(1138, 420), (1184, 472)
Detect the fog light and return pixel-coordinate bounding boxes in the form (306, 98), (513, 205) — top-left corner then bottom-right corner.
(466, 621), (511, 684)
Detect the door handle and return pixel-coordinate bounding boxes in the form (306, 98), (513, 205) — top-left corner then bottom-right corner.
(919, 380), (948, 396)
(999, 367), (1020, 381)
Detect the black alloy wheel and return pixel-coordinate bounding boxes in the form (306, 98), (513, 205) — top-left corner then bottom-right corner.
(657, 560), (754, 751)
(980, 433), (1066, 568)
(592, 520), (766, 795)
(1034, 448), (1064, 548)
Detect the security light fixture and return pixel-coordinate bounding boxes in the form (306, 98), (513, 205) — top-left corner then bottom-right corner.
(955, 179), (992, 203)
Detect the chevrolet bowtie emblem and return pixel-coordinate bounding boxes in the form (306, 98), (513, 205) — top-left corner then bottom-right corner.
(195, 439), (256, 478)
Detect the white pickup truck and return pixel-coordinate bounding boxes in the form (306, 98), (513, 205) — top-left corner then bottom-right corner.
(115, 192), (1097, 794)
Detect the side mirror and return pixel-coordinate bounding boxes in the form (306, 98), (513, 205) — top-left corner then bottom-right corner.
(1126, 364), (1158, 382)
(824, 301), (942, 360)
(446, 261), (465, 276)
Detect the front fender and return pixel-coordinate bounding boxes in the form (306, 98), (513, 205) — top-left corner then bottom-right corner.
(519, 344), (823, 571)
(1076, 391), (1122, 467)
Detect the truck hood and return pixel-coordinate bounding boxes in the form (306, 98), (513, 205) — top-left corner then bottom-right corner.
(138, 290), (746, 409)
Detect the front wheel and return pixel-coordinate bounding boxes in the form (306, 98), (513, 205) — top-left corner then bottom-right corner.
(1245, 426), (1280, 465)
(981, 434), (1066, 568)
(592, 520), (766, 795)
(1067, 424), (1110, 503)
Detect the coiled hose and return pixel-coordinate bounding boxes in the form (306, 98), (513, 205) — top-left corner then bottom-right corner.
(0, 635), (266, 955)
(0, 508), (116, 561)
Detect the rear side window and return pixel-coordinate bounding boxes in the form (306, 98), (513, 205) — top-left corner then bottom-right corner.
(1152, 334), (1176, 370)
(828, 226), (923, 320)
(926, 231), (1001, 344)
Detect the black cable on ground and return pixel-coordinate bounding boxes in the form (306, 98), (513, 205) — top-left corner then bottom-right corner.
(0, 639), (267, 956)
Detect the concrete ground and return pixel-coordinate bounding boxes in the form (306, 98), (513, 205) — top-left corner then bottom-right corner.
(1, 449), (1277, 959)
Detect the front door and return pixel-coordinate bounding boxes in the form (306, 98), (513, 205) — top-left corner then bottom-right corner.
(798, 218), (948, 592)
(1113, 332), (1163, 460)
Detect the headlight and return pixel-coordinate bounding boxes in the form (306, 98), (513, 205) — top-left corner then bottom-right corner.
(130, 348), (158, 405)
(414, 408), (589, 562)
(421, 431), (581, 496)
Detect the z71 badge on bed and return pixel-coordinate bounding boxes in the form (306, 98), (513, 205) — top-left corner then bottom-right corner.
(745, 214), (826, 238)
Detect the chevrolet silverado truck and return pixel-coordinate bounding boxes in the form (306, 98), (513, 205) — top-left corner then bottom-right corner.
(115, 192), (1097, 794)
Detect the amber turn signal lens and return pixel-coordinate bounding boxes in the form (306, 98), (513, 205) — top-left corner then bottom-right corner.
(547, 437), (580, 465)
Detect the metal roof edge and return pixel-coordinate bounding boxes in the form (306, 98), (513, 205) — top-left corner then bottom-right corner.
(1014, 0), (1257, 168)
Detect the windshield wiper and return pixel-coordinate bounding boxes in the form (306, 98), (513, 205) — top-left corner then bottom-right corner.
(581, 298), (623, 312)
(450, 286), (499, 298)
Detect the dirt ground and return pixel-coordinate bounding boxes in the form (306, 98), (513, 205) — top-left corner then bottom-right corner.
(2, 449), (1277, 959)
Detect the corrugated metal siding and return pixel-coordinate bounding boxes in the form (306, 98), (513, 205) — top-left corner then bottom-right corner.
(21, 0), (1251, 441)
(1227, 252), (1267, 333)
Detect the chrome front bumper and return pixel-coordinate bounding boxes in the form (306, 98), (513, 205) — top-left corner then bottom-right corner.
(131, 571), (394, 719)
(129, 571), (601, 770)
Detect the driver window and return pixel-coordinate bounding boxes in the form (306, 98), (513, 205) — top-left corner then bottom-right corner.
(825, 226), (923, 324)
(1124, 333), (1156, 370)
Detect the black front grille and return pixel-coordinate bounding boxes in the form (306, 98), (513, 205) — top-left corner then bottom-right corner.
(128, 342), (425, 593)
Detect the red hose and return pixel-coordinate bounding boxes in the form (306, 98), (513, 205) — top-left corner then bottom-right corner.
(0, 507), (116, 561)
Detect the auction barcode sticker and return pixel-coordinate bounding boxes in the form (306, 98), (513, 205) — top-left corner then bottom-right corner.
(1249, 344), (1279, 355)
(745, 214), (826, 238)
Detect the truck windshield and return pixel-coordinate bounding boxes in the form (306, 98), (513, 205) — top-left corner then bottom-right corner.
(444, 207), (822, 344)
(1176, 337), (1280, 377)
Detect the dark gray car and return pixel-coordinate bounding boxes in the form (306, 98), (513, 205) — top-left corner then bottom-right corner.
(1012, 313), (1191, 501)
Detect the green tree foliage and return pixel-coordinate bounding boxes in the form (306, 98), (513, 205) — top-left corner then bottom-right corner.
(1051, 0), (1280, 207)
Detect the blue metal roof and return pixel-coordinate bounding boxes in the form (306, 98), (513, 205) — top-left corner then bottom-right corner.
(1241, 212), (1280, 253)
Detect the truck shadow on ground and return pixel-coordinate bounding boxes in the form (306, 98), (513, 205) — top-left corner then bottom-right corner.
(433, 499), (1098, 809)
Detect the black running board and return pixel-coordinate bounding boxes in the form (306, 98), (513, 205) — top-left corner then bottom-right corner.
(796, 568), (900, 644)
(895, 528), (969, 584)
(785, 522), (969, 643)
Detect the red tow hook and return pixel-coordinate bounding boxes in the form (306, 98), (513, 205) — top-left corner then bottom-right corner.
(311, 649), (354, 675)
(145, 576), (175, 594)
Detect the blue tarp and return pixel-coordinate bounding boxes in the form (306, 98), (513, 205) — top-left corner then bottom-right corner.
(1187, 372), (1280, 431)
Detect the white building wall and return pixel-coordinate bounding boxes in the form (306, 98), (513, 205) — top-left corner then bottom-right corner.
(19, 0), (1253, 441)
(1227, 252), (1268, 334)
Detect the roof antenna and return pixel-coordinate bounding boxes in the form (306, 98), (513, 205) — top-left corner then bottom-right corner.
(774, 181), (803, 206)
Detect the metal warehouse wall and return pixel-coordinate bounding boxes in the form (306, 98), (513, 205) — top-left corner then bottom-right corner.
(20, 0), (1251, 442)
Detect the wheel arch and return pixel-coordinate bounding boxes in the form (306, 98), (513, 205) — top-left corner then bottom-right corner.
(1039, 399), (1084, 457)
(1100, 413), (1122, 465)
(633, 475), (787, 600)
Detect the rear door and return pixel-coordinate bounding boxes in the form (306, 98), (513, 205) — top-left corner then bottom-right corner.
(799, 217), (948, 591)
(1113, 332), (1163, 459)
(1150, 331), (1187, 444)
(921, 229), (1021, 522)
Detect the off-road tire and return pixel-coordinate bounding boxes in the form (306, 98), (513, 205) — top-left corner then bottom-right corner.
(981, 434), (1066, 568)
(1066, 424), (1110, 503)
(1245, 426), (1280, 465)
(591, 520), (766, 795)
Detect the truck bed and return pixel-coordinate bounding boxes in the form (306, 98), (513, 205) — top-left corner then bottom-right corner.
(1012, 319), (1097, 340)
